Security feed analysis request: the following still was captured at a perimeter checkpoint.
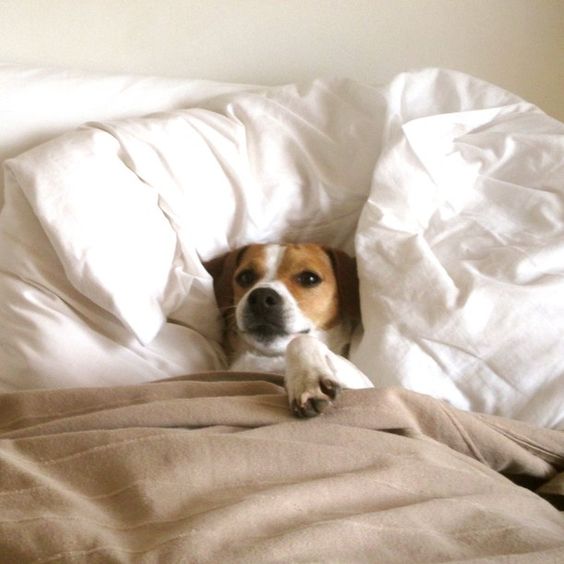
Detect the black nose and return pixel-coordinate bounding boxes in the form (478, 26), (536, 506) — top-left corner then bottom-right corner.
(247, 287), (282, 314)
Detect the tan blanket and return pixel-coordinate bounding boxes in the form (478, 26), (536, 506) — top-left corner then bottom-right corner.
(0, 374), (562, 563)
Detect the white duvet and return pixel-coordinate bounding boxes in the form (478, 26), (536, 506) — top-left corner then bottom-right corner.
(1, 67), (563, 429)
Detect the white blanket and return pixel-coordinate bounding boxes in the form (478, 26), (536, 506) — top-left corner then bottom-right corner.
(1, 68), (563, 429)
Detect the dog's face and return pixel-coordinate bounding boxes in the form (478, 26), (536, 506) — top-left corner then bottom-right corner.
(233, 244), (340, 354)
(205, 243), (360, 357)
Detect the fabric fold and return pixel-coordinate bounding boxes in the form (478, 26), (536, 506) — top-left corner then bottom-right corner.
(0, 376), (562, 562)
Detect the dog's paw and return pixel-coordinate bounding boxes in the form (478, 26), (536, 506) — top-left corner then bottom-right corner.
(289, 375), (341, 418)
(284, 336), (342, 417)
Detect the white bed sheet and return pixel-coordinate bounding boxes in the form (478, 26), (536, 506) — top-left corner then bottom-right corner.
(1, 66), (562, 428)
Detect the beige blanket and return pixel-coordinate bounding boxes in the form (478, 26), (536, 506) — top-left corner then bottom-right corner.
(0, 374), (562, 563)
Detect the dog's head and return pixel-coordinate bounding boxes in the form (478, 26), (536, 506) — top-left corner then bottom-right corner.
(205, 243), (360, 356)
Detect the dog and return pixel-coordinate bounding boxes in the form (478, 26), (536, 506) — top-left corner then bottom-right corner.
(205, 243), (373, 417)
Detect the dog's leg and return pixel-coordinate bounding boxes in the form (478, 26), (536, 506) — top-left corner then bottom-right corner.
(285, 335), (373, 417)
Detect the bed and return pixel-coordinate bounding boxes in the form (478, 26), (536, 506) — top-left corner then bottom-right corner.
(0, 63), (563, 562)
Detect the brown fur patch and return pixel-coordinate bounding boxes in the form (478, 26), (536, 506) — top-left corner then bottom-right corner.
(232, 245), (267, 305)
(276, 244), (340, 329)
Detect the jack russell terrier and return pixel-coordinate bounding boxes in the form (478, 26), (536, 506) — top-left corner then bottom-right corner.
(205, 243), (373, 417)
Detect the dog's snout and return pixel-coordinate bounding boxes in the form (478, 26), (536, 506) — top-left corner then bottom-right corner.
(242, 287), (287, 341)
(248, 288), (282, 311)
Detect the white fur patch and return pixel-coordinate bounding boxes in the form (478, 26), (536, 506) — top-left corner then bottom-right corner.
(262, 244), (286, 282)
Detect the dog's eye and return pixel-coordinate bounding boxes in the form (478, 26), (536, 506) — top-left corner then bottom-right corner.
(296, 271), (322, 288)
(235, 269), (257, 288)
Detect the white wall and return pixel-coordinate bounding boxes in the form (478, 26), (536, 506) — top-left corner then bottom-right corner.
(1, 0), (562, 119)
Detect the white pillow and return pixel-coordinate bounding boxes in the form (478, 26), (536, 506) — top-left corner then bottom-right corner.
(352, 70), (564, 429)
(2, 77), (384, 351)
(0, 62), (260, 208)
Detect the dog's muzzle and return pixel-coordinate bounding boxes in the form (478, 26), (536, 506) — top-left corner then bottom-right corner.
(242, 287), (287, 341)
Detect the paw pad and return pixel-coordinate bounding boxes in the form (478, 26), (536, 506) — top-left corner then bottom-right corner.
(290, 380), (341, 418)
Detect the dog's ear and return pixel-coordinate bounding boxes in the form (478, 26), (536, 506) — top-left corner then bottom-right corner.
(203, 246), (248, 314)
(324, 247), (361, 322)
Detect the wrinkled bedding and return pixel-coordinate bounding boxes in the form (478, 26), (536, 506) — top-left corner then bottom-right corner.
(1, 67), (563, 429)
(0, 375), (562, 563)
(0, 66), (563, 562)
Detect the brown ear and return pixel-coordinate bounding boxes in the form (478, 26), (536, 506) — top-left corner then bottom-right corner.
(203, 246), (248, 314)
(324, 247), (361, 322)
